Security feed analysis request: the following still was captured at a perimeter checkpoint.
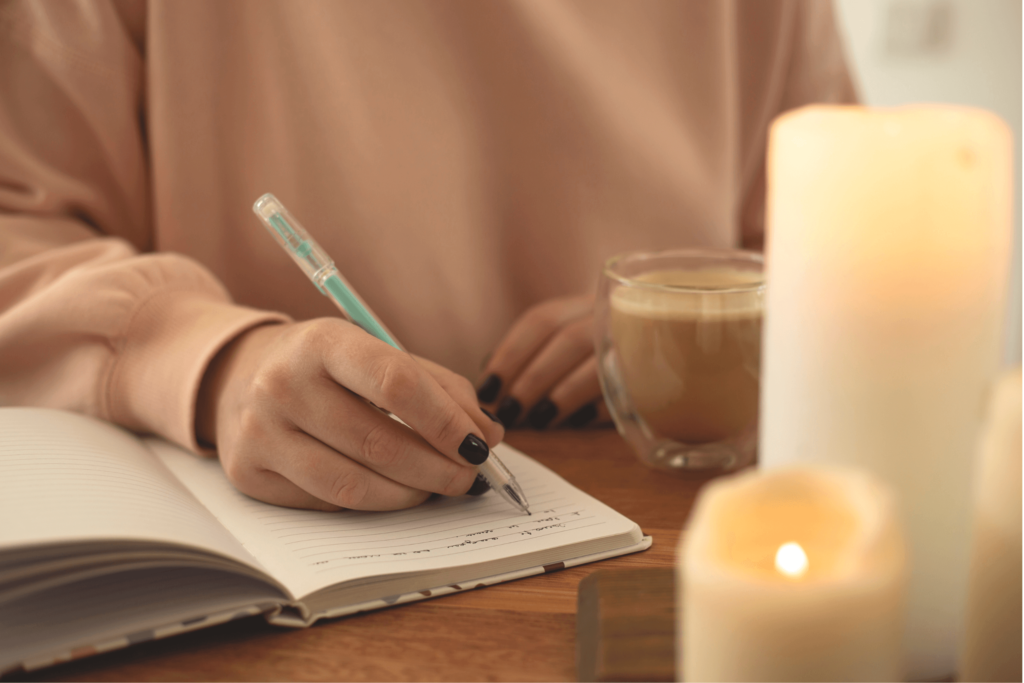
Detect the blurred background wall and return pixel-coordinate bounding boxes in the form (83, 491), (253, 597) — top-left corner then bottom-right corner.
(834, 0), (1022, 366)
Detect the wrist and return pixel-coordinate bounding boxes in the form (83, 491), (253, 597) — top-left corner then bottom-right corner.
(196, 323), (284, 448)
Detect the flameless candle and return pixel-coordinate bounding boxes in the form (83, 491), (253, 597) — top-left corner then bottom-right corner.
(679, 467), (906, 682)
(960, 367), (1022, 682)
(759, 105), (1012, 679)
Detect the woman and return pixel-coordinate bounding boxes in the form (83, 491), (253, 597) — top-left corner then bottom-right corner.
(0, 0), (855, 510)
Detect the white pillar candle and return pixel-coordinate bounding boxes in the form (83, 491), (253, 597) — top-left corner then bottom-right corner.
(678, 467), (906, 682)
(759, 105), (1012, 679)
(960, 367), (1022, 682)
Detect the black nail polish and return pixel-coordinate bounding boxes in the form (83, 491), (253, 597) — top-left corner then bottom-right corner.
(564, 402), (598, 428)
(466, 474), (491, 496)
(476, 374), (502, 403)
(481, 407), (502, 425)
(496, 396), (522, 427)
(458, 433), (490, 465)
(526, 398), (558, 430)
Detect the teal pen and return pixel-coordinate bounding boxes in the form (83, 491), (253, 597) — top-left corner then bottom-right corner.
(252, 193), (531, 515)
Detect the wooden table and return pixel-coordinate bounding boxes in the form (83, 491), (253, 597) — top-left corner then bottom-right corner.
(22, 429), (718, 682)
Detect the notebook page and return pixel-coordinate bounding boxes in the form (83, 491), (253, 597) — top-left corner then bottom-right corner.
(0, 409), (263, 576)
(153, 440), (639, 599)
(0, 566), (283, 675)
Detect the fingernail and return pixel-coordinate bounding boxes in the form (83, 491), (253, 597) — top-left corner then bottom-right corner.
(564, 402), (598, 428)
(526, 398), (558, 430)
(476, 374), (502, 403)
(467, 474), (491, 496)
(496, 396), (522, 427)
(481, 407), (502, 425)
(458, 433), (490, 465)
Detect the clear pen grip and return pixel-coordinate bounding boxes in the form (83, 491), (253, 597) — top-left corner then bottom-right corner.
(481, 454), (514, 482)
(253, 193), (332, 283)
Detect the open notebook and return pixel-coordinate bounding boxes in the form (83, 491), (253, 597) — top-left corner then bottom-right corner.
(0, 408), (649, 674)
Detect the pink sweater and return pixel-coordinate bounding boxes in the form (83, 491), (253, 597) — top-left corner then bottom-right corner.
(0, 0), (855, 453)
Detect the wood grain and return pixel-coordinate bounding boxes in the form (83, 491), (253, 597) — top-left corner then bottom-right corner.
(16, 428), (716, 682)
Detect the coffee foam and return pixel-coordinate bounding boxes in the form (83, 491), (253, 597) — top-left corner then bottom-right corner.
(610, 268), (763, 320)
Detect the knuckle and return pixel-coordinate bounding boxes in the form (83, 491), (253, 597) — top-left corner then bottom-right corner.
(295, 317), (342, 348)
(235, 408), (268, 441)
(524, 303), (561, 333)
(512, 361), (543, 391)
(247, 361), (294, 403)
(430, 368), (477, 405)
(328, 468), (370, 509)
(219, 453), (246, 486)
(219, 449), (257, 493)
(431, 404), (465, 448)
(360, 423), (404, 469)
(226, 474), (262, 502)
(373, 357), (421, 405)
(219, 414), (270, 491)
(284, 318), (347, 365)
(568, 322), (595, 355)
(451, 375), (477, 401)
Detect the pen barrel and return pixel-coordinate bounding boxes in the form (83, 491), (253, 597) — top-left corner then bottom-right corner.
(320, 273), (403, 350)
(481, 454), (514, 482)
(253, 193), (404, 351)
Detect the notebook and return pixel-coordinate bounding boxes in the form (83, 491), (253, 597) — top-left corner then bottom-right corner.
(0, 407), (650, 674)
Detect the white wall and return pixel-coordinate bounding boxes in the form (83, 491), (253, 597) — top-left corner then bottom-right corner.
(834, 0), (1022, 367)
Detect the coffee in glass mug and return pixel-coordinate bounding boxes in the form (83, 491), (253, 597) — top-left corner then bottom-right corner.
(595, 250), (764, 471)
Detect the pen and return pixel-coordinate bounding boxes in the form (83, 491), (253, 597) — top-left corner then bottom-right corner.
(252, 193), (531, 515)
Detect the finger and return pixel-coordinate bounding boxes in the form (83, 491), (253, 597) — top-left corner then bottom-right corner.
(286, 375), (479, 497)
(498, 316), (594, 427)
(260, 428), (434, 511)
(220, 417), (429, 510)
(466, 474), (491, 496)
(314, 320), (493, 468)
(232, 468), (345, 511)
(559, 398), (609, 430)
(524, 355), (603, 430)
(413, 355), (505, 446)
(476, 296), (592, 406)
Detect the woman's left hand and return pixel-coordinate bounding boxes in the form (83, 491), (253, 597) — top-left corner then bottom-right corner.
(475, 294), (610, 430)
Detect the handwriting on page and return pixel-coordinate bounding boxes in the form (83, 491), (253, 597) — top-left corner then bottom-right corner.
(235, 475), (606, 574)
(151, 440), (633, 597)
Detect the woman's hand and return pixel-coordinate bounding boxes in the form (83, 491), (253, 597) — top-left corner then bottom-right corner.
(475, 295), (610, 430)
(196, 318), (504, 511)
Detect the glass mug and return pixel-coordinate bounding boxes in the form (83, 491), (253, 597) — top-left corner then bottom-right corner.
(595, 249), (764, 471)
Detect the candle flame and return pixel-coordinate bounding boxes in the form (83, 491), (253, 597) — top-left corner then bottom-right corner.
(775, 542), (808, 578)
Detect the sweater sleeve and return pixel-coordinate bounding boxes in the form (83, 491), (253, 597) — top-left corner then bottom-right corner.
(0, 0), (288, 452)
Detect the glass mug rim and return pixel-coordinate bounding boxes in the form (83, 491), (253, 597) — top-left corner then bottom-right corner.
(602, 248), (765, 294)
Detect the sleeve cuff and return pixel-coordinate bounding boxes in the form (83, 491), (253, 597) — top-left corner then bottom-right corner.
(105, 289), (290, 453)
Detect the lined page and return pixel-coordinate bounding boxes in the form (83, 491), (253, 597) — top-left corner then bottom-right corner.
(0, 409), (262, 576)
(153, 440), (639, 599)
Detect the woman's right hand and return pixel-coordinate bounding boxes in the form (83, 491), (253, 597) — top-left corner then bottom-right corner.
(196, 318), (504, 511)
